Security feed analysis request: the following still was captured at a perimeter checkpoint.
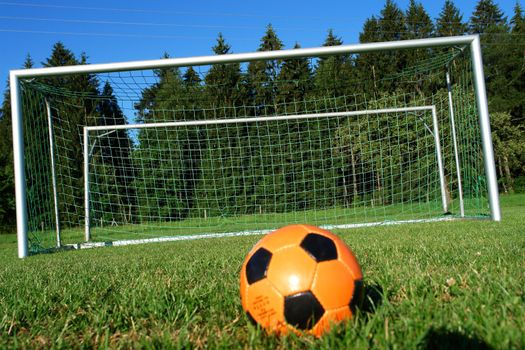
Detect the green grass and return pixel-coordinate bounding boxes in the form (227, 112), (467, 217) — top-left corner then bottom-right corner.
(34, 196), (487, 249)
(1, 195), (524, 349)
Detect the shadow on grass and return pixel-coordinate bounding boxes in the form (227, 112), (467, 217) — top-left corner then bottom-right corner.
(420, 327), (493, 350)
(360, 283), (384, 315)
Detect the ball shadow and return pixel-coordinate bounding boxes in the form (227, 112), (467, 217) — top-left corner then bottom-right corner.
(420, 327), (493, 350)
(359, 282), (384, 315)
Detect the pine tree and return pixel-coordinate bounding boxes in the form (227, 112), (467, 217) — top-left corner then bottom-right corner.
(469, 1), (524, 189)
(358, 17), (382, 92)
(193, 33), (248, 216)
(508, 2), (525, 123)
(404, 1), (434, 96)
(379, 0), (407, 75)
(39, 43), (100, 228)
(243, 25), (286, 213)
(183, 67), (201, 86)
(246, 24), (284, 115)
(379, 0), (406, 42)
(315, 29), (348, 96)
(43, 42), (76, 68)
(470, 0), (510, 113)
(497, 2), (525, 124)
(135, 53), (174, 123)
(359, 1), (406, 90)
(405, 0), (433, 39)
(360, 16), (381, 43)
(322, 28), (343, 47)
(436, 0), (467, 37)
(135, 62), (198, 220)
(511, 2), (524, 33)
(313, 30), (356, 210)
(92, 82), (135, 224)
(276, 43), (312, 110)
(273, 43), (314, 211)
(24, 54), (34, 69)
(205, 33), (242, 110)
(491, 112), (524, 193)
(0, 85), (13, 232)
(469, 0), (507, 33)
(0, 57), (31, 232)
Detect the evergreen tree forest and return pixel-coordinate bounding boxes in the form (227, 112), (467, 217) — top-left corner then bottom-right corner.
(0, 0), (523, 233)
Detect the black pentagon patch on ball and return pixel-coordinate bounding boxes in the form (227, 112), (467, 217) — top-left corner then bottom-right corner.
(246, 247), (272, 285)
(300, 233), (338, 262)
(284, 291), (325, 330)
(349, 279), (364, 313)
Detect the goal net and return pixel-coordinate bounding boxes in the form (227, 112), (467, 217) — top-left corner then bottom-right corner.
(11, 36), (500, 256)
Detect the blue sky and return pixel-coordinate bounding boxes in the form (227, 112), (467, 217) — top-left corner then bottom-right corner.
(0, 0), (519, 91)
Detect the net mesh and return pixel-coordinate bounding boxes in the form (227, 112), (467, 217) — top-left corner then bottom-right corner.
(19, 45), (489, 252)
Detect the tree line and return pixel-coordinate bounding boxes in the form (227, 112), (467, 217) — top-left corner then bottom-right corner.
(0, 0), (523, 232)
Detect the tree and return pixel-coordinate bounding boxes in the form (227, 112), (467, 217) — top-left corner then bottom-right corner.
(246, 24), (284, 115)
(183, 67), (201, 87)
(510, 2), (524, 33)
(312, 30), (356, 209)
(0, 57), (31, 232)
(276, 43), (312, 110)
(135, 62), (197, 221)
(205, 33), (243, 110)
(91, 82), (135, 224)
(436, 0), (467, 37)
(507, 2), (525, 123)
(402, 1), (436, 97)
(273, 43), (314, 210)
(135, 53), (178, 123)
(469, 0), (507, 34)
(0, 87), (14, 233)
(468, 1), (524, 193)
(314, 29), (348, 95)
(194, 33), (250, 216)
(240, 26), (287, 213)
(405, 0), (433, 39)
(360, 16), (381, 43)
(379, 0), (406, 42)
(38, 43), (100, 228)
(491, 112), (525, 193)
(358, 17), (382, 92)
(373, 0), (407, 86)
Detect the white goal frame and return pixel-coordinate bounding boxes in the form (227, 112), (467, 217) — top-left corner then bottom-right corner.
(83, 105), (448, 243)
(10, 35), (501, 258)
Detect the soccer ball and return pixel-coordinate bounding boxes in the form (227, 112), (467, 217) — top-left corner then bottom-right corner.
(239, 224), (363, 337)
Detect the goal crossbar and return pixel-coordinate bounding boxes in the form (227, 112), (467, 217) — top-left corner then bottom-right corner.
(85, 106), (439, 132)
(10, 36), (477, 78)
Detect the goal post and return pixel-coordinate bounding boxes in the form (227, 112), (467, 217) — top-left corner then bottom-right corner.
(10, 34), (501, 258)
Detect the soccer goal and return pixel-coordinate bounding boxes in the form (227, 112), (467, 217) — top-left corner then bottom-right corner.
(10, 35), (501, 258)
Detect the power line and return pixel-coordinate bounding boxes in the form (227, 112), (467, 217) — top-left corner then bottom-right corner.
(0, 14), (517, 28)
(1, 15), (523, 38)
(1, 1), (517, 24)
(1, 28), (524, 44)
(0, 1), (324, 20)
(1, 28), (524, 51)
(0, 15), (307, 31)
(0, 28), (253, 41)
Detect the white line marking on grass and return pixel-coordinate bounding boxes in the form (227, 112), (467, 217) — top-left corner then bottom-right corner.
(66, 217), (455, 251)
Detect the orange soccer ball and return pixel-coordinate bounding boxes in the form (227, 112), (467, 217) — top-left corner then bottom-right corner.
(239, 224), (363, 337)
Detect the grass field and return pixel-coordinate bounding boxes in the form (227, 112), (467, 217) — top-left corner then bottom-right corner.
(35, 197), (485, 250)
(1, 195), (524, 349)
